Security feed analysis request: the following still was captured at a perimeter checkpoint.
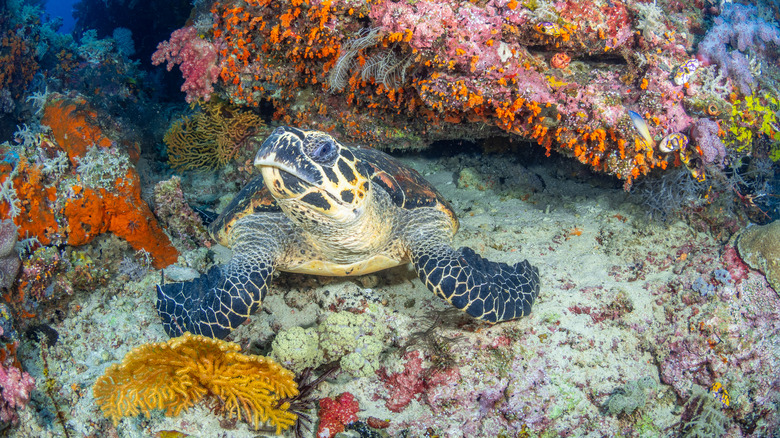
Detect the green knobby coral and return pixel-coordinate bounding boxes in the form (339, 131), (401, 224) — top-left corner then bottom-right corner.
(270, 326), (321, 374)
(339, 337), (385, 377)
(270, 311), (388, 378)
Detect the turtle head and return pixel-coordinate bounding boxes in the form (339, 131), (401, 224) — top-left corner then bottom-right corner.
(253, 126), (371, 220)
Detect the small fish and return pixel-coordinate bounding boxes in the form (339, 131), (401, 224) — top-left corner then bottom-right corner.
(628, 110), (656, 148)
(534, 22), (567, 38)
(658, 133), (689, 153)
(673, 59), (700, 85)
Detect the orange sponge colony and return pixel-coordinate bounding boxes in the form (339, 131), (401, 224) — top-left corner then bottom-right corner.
(0, 96), (178, 269)
(40, 98), (114, 165)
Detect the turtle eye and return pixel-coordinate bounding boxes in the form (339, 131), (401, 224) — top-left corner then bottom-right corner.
(310, 139), (338, 163)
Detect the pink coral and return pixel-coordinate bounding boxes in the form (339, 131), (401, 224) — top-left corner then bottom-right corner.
(722, 246), (749, 285)
(377, 351), (460, 413)
(0, 357), (35, 425)
(690, 118), (727, 166)
(317, 392), (359, 438)
(369, 1), (455, 50)
(152, 26), (221, 103)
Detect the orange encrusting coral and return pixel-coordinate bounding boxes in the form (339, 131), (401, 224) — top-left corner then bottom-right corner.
(0, 22), (40, 98)
(63, 171), (179, 269)
(0, 160), (59, 245)
(1, 97), (179, 269)
(41, 98), (114, 165)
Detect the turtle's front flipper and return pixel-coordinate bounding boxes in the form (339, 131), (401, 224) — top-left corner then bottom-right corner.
(156, 217), (290, 339)
(409, 241), (540, 323)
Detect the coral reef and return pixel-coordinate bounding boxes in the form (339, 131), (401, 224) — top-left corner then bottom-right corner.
(0, 1), (779, 437)
(0, 96), (179, 268)
(737, 220), (780, 292)
(92, 332), (299, 433)
(141, 0), (780, 187)
(316, 391), (359, 438)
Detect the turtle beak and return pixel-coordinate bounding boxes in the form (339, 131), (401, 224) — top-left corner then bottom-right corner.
(253, 127), (286, 167)
(253, 126), (308, 169)
(254, 127), (323, 190)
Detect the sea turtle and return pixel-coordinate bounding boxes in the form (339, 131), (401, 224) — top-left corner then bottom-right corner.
(157, 126), (540, 339)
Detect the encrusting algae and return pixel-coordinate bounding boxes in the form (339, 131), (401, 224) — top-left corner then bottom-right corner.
(92, 332), (299, 434)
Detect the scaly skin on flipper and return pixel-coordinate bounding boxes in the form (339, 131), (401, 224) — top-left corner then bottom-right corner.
(157, 215), (292, 338)
(405, 210), (540, 322)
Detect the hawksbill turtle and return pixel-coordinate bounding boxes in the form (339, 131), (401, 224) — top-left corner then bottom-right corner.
(157, 126), (540, 339)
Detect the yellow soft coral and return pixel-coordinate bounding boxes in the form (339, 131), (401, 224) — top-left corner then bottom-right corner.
(92, 332), (298, 433)
(163, 100), (264, 171)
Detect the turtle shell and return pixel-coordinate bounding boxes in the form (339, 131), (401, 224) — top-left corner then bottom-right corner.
(209, 174), (280, 245)
(210, 145), (458, 245)
(353, 147), (457, 225)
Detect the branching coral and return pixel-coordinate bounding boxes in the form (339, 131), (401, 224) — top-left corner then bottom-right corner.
(93, 332), (299, 433)
(163, 100), (264, 171)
